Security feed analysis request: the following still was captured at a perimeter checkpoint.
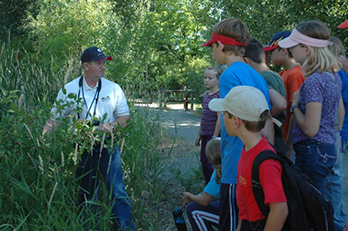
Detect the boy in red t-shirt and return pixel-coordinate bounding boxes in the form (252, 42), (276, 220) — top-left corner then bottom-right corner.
(209, 86), (288, 231)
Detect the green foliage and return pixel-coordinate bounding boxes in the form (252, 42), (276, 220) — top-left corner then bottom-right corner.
(105, 0), (211, 98)
(0, 95), (119, 229)
(185, 58), (211, 104)
(1, 0), (348, 101)
(28, 0), (116, 71)
(170, 159), (205, 195)
(0, 0), (39, 44)
(0, 100), (82, 229)
(0, 40), (77, 108)
(120, 105), (169, 228)
(0, 40), (171, 229)
(215, 0), (348, 47)
(0, 99), (169, 230)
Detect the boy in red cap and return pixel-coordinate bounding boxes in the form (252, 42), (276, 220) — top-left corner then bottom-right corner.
(264, 31), (305, 159)
(202, 18), (271, 231)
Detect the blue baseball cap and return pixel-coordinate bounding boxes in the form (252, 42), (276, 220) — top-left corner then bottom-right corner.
(81, 47), (112, 63)
(264, 30), (291, 52)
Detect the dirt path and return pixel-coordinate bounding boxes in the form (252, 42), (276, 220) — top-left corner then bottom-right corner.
(146, 104), (202, 184)
(137, 103), (202, 170)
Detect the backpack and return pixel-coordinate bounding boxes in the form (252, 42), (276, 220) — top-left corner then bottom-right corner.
(251, 150), (334, 231)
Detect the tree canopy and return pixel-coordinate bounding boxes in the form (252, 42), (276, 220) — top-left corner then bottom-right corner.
(1, 0), (347, 100)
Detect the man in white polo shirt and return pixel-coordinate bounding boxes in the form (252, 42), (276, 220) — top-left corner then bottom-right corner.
(43, 47), (135, 230)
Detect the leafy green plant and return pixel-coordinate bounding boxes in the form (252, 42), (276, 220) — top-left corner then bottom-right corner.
(0, 40), (176, 230)
(0, 98), (173, 230)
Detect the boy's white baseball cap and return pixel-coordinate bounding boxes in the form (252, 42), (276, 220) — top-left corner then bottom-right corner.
(208, 86), (282, 127)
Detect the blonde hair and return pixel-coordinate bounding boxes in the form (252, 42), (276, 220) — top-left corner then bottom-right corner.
(296, 20), (340, 77)
(328, 36), (346, 58)
(205, 139), (221, 183)
(206, 66), (223, 79)
(213, 18), (250, 57)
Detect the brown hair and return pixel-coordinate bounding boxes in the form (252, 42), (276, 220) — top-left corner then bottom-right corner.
(227, 110), (271, 132)
(213, 18), (250, 57)
(244, 37), (265, 64)
(205, 139), (221, 183)
(296, 20), (340, 77)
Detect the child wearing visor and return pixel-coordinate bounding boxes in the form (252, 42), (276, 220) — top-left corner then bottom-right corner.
(278, 20), (344, 230)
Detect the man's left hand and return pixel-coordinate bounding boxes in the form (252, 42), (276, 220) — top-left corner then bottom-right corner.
(100, 123), (114, 133)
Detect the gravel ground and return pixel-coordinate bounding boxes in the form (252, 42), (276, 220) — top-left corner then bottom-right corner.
(136, 103), (202, 175)
(143, 104), (202, 182)
(141, 103), (202, 144)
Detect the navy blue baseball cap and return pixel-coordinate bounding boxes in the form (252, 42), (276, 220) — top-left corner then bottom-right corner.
(81, 47), (112, 63)
(264, 30), (291, 52)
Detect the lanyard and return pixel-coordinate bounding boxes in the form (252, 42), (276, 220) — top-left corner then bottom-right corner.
(77, 76), (102, 120)
(81, 83), (98, 119)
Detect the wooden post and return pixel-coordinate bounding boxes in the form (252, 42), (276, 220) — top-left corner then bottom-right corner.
(183, 89), (188, 110)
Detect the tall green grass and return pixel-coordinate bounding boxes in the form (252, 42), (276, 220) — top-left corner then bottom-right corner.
(0, 43), (174, 230)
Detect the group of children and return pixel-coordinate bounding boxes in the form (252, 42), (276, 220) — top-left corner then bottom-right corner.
(181, 16), (348, 231)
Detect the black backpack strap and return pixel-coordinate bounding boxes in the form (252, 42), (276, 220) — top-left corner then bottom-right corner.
(251, 149), (282, 217)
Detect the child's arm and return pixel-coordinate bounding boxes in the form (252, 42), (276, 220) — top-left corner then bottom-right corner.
(259, 160), (287, 231)
(338, 96), (345, 130)
(292, 91), (321, 137)
(236, 218), (242, 231)
(195, 126), (201, 146)
(269, 89), (287, 117)
(263, 202), (288, 231)
(182, 192), (214, 207)
(213, 112), (222, 137)
(285, 115), (294, 158)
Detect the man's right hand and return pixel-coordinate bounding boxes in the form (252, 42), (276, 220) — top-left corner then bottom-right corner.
(42, 119), (58, 136)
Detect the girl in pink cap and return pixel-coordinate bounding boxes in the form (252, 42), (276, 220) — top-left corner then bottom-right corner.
(278, 20), (344, 211)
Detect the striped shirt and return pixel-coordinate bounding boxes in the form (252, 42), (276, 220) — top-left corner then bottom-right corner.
(201, 91), (220, 136)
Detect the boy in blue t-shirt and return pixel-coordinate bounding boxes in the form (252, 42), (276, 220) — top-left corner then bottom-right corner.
(183, 138), (222, 230)
(201, 17), (271, 231)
